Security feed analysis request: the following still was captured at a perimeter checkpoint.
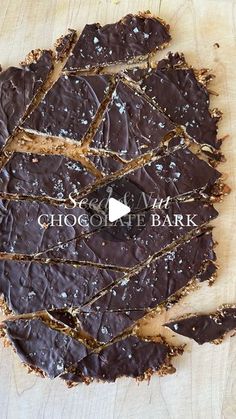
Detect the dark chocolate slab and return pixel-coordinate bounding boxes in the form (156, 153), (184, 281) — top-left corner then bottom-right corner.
(0, 199), (94, 255)
(0, 50), (53, 152)
(0, 259), (122, 314)
(61, 335), (177, 383)
(165, 306), (236, 344)
(90, 81), (175, 160)
(124, 148), (221, 204)
(4, 318), (89, 378)
(39, 199), (218, 268)
(23, 74), (112, 142)
(64, 13), (170, 71)
(126, 53), (221, 149)
(0, 152), (96, 199)
(70, 230), (216, 343)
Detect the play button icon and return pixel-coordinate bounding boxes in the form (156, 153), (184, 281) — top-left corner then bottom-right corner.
(108, 198), (131, 222)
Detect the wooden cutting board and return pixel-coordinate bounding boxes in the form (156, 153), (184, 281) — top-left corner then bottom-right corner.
(0, 1), (235, 418)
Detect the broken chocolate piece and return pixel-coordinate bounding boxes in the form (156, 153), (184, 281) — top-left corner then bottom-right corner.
(165, 306), (236, 344)
(126, 53), (221, 149)
(0, 50), (54, 152)
(64, 13), (170, 71)
(22, 74), (113, 142)
(69, 230), (216, 343)
(0, 199), (94, 255)
(55, 29), (77, 61)
(0, 152), (96, 199)
(90, 81), (175, 160)
(0, 259), (122, 314)
(61, 335), (180, 383)
(4, 318), (89, 378)
(196, 260), (217, 283)
(40, 202), (218, 268)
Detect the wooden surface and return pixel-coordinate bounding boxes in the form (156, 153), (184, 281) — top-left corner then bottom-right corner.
(0, 0), (236, 418)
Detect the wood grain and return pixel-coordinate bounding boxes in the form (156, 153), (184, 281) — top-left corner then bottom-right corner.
(0, 1), (236, 418)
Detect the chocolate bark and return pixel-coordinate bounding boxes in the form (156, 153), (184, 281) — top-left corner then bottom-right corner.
(196, 260), (217, 283)
(0, 199), (94, 255)
(3, 318), (180, 382)
(0, 260), (122, 314)
(90, 81), (175, 160)
(126, 53), (221, 149)
(165, 306), (236, 344)
(0, 152), (96, 199)
(23, 74), (113, 142)
(67, 230), (216, 343)
(40, 201), (218, 268)
(55, 29), (77, 61)
(0, 50), (54, 152)
(4, 318), (89, 378)
(64, 13), (170, 71)
(61, 335), (179, 383)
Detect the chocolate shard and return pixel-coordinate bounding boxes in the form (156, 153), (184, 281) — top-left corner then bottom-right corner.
(64, 13), (170, 71)
(0, 199), (95, 255)
(55, 29), (77, 61)
(165, 306), (236, 344)
(3, 318), (89, 378)
(90, 81), (175, 160)
(0, 152), (96, 199)
(196, 260), (217, 283)
(0, 259), (122, 314)
(61, 335), (180, 383)
(22, 74), (113, 143)
(125, 52), (221, 149)
(0, 50), (54, 152)
(52, 230), (216, 343)
(40, 201), (218, 268)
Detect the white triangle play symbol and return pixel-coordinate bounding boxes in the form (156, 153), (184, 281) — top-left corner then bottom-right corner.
(108, 198), (131, 222)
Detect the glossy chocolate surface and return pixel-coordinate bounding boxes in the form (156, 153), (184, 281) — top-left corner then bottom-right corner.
(165, 306), (236, 344)
(65, 14), (170, 70)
